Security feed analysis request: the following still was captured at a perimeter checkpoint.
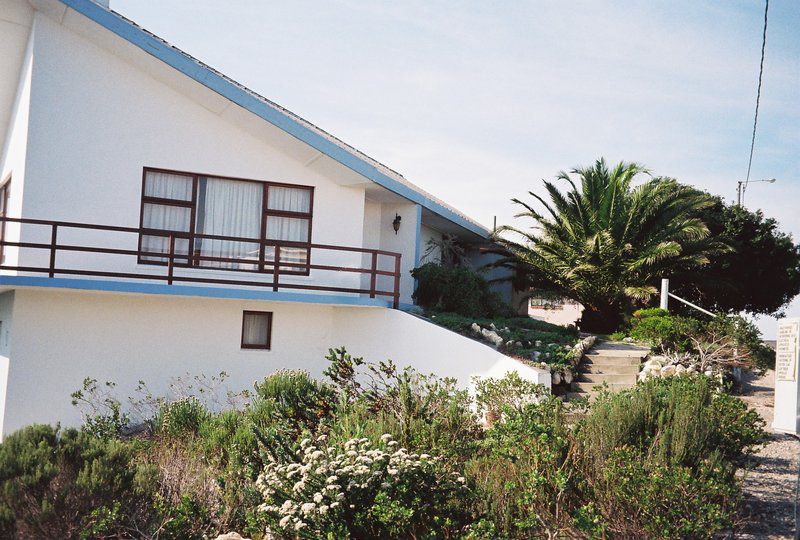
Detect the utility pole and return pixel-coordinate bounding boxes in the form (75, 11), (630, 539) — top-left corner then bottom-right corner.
(737, 181), (744, 206)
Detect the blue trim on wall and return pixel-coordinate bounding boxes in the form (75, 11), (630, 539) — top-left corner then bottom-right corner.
(0, 276), (392, 307)
(58, 0), (489, 240)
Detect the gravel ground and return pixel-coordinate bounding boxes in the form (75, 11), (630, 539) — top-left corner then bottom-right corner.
(736, 370), (800, 539)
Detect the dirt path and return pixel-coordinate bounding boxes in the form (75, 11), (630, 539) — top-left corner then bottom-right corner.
(737, 370), (800, 539)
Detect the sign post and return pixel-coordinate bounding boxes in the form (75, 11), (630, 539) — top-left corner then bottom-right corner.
(773, 318), (800, 434)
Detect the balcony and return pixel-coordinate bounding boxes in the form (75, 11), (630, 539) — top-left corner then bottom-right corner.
(0, 217), (402, 307)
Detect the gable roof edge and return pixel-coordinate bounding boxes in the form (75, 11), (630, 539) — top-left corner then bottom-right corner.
(57, 0), (490, 239)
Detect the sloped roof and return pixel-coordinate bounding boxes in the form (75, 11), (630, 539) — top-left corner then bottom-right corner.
(57, 0), (490, 238)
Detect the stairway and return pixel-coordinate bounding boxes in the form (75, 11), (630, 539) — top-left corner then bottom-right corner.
(567, 341), (648, 401)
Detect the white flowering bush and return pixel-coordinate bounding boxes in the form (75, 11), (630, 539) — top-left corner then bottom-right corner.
(256, 434), (471, 538)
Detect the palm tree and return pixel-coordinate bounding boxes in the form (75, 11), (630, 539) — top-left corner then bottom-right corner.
(493, 159), (727, 332)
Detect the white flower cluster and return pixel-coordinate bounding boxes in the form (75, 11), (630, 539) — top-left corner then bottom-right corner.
(256, 434), (466, 535)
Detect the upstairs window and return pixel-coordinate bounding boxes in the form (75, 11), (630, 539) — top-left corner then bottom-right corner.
(138, 168), (313, 274)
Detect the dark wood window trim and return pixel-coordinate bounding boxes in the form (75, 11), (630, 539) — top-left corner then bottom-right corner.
(0, 176), (9, 265)
(138, 167), (314, 276)
(241, 310), (273, 350)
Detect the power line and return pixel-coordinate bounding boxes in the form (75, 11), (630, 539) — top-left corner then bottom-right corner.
(743, 0), (769, 195)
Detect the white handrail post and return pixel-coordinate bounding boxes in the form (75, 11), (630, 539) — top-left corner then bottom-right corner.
(660, 278), (669, 310)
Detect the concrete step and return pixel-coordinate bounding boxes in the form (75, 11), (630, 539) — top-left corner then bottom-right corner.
(572, 381), (635, 393)
(580, 364), (641, 376)
(586, 343), (650, 357)
(582, 356), (642, 367)
(577, 373), (638, 384)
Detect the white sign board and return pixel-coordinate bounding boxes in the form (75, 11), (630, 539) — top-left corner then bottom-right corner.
(775, 321), (799, 382)
(773, 319), (800, 434)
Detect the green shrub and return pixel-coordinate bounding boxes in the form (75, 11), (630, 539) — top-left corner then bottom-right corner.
(473, 371), (546, 420)
(0, 425), (152, 538)
(706, 315), (775, 371)
(629, 312), (701, 352)
(156, 396), (210, 437)
(599, 447), (740, 539)
(256, 435), (473, 538)
(253, 369), (335, 432)
(468, 398), (579, 538)
(411, 263), (511, 317)
(633, 307), (670, 319)
(1, 359), (768, 539)
(324, 347), (481, 459)
(580, 375), (766, 470)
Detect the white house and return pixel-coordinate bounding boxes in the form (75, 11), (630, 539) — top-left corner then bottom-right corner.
(0, 0), (548, 436)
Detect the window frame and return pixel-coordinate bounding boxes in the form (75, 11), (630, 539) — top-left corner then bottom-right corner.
(137, 167), (314, 276)
(241, 310), (273, 350)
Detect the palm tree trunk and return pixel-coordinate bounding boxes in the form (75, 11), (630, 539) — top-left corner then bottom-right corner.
(580, 304), (624, 334)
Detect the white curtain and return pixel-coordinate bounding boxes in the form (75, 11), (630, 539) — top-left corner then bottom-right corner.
(242, 312), (270, 347)
(196, 177), (262, 269)
(267, 186), (311, 213)
(266, 186), (311, 268)
(144, 171), (193, 201)
(141, 171), (193, 262)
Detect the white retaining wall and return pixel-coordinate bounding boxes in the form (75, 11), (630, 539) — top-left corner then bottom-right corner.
(0, 288), (549, 437)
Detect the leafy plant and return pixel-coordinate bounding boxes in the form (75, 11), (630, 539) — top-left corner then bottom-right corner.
(411, 263), (511, 318)
(473, 371), (546, 421)
(256, 435), (472, 538)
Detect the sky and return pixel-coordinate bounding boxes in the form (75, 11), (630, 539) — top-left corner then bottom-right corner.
(112, 0), (799, 337)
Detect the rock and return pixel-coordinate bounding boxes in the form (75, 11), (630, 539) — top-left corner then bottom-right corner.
(661, 365), (677, 377)
(644, 359), (663, 369)
(703, 370), (713, 377)
(216, 534), (250, 540)
(623, 337), (634, 343)
(687, 366), (697, 374)
(563, 371), (574, 384)
(531, 351), (540, 360)
(470, 323), (481, 333)
(552, 372), (562, 385)
(535, 340), (542, 347)
(490, 323), (497, 330)
(675, 364), (687, 374)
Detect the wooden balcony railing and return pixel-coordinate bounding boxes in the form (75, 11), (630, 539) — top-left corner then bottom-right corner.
(0, 217), (402, 308)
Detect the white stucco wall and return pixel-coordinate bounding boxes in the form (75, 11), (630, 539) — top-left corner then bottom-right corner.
(2, 288), (339, 434)
(529, 302), (584, 327)
(11, 12), (419, 300)
(0, 23), (33, 271)
(374, 201), (418, 304)
(1, 288), (549, 436)
(332, 307), (550, 391)
(419, 224), (443, 265)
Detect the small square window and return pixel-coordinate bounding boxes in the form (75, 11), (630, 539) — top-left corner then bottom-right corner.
(241, 311), (272, 350)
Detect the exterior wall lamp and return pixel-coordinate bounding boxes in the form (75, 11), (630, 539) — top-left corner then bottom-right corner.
(392, 213), (402, 234)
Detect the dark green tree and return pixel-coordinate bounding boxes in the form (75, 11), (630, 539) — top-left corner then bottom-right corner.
(669, 196), (800, 316)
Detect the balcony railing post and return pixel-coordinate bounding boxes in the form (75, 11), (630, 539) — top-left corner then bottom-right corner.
(392, 253), (401, 309)
(272, 244), (280, 292)
(48, 223), (58, 278)
(369, 251), (378, 299)
(167, 234), (175, 285)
